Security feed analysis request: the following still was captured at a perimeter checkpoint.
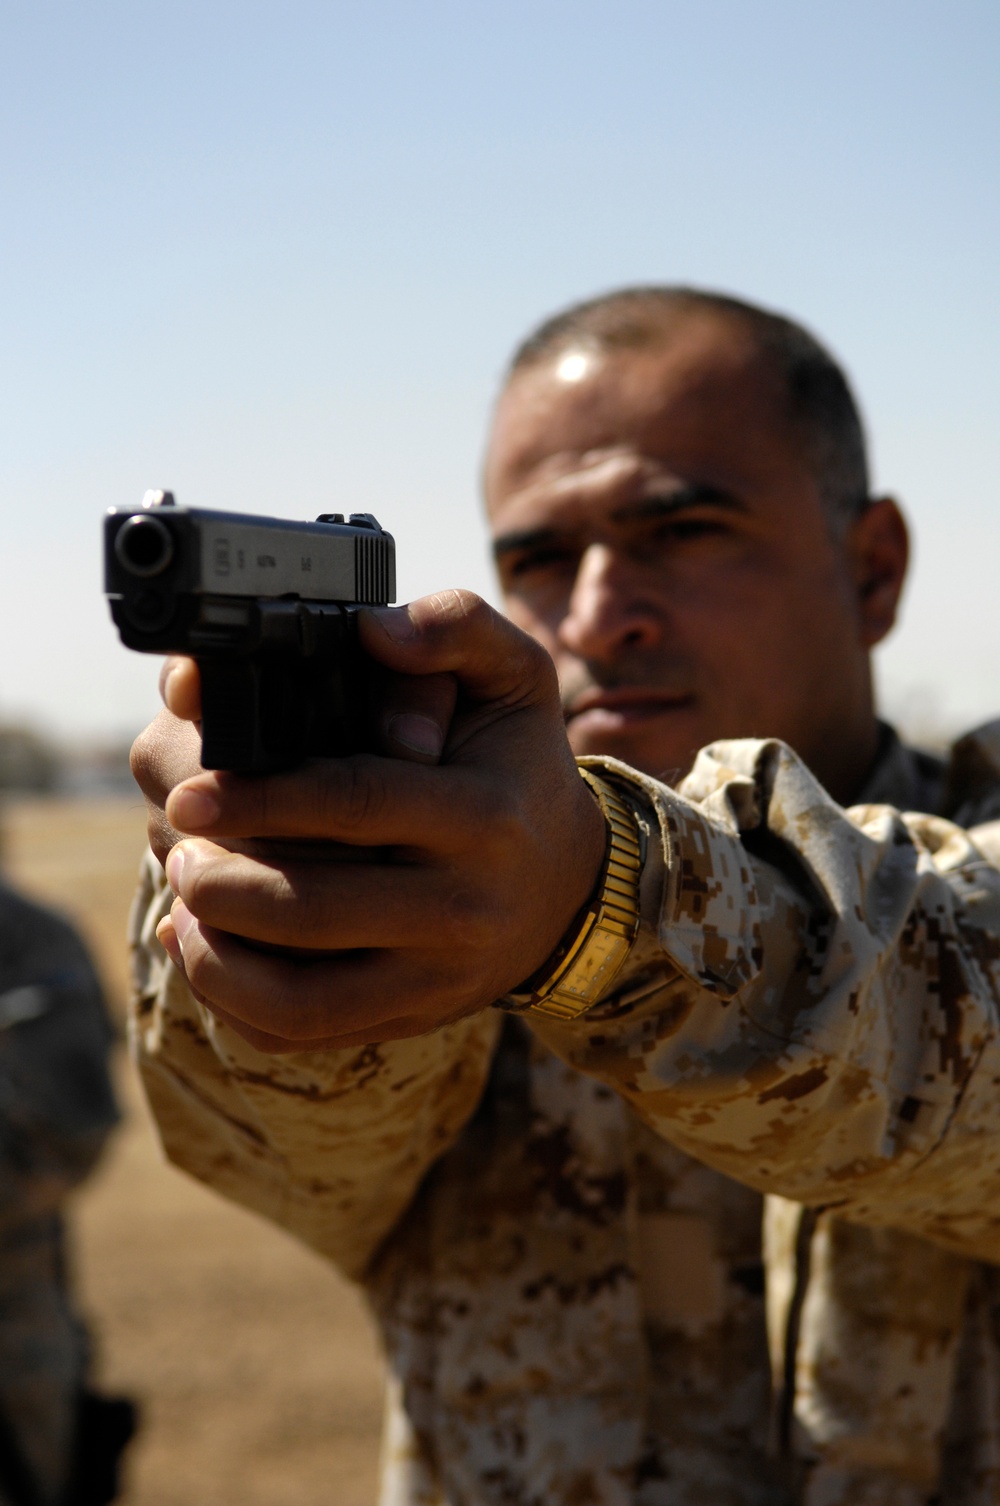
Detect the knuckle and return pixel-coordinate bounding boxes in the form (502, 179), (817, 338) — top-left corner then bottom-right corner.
(480, 787), (526, 856)
(181, 848), (247, 927)
(180, 941), (211, 995)
(513, 628), (557, 699)
(286, 872), (334, 945)
(147, 811), (175, 867)
(129, 729), (155, 793)
(180, 857), (218, 916)
(334, 758), (386, 834)
(289, 975), (346, 1042)
(431, 587), (484, 623)
(437, 881), (492, 948)
(132, 713), (203, 801)
(530, 636), (559, 687)
(421, 589), (492, 647)
(215, 968), (292, 1047)
(416, 956), (493, 1020)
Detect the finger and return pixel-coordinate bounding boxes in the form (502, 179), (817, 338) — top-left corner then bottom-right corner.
(155, 914), (183, 966)
(155, 915), (369, 1052)
(159, 657), (202, 721)
(165, 753), (480, 846)
(132, 710), (203, 802)
(194, 996), (424, 1054)
(359, 592), (557, 710)
(131, 711), (205, 865)
(168, 901), (473, 1043)
(375, 670), (458, 764)
(165, 838), (474, 950)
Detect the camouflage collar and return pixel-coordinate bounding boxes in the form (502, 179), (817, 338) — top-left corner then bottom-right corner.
(856, 717), (1000, 826)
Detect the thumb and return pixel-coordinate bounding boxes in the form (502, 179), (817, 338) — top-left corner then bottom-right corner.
(160, 656), (202, 721)
(359, 591), (556, 712)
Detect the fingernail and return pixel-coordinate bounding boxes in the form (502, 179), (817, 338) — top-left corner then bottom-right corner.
(165, 845), (184, 894)
(369, 605), (415, 642)
(171, 786), (220, 831)
(155, 917), (183, 967)
(387, 713), (444, 758)
(171, 901), (195, 956)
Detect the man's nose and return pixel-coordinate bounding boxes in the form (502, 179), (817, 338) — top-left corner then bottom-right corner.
(557, 544), (663, 662)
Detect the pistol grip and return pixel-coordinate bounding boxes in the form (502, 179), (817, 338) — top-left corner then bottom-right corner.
(198, 659), (277, 772)
(197, 621), (365, 773)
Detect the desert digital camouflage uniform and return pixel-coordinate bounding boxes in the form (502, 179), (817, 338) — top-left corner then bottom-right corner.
(0, 881), (119, 1506)
(129, 721), (1000, 1506)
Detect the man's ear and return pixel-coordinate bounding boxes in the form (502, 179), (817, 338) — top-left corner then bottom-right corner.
(848, 495), (909, 648)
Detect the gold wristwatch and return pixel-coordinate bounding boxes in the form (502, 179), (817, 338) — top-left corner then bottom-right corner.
(500, 767), (642, 1022)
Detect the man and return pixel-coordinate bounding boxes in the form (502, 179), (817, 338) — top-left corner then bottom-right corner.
(130, 288), (1000, 1504)
(0, 872), (134, 1506)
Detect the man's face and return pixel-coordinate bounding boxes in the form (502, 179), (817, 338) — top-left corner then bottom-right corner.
(484, 313), (877, 789)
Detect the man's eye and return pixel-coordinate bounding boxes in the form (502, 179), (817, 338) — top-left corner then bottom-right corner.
(505, 548), (576, 579)
(653, 517), (726, 542)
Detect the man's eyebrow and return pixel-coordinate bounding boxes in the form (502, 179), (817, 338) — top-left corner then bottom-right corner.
(492, 526), (562, 561)
(491, 484), (741, 560)
(612, 483), (741, 523)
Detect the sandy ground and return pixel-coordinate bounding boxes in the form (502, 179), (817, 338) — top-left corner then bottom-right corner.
(2, 796), (386, 1506)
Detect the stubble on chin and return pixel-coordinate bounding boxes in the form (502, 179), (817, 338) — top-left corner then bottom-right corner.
(562, 714), (689, 789)
(556, 663), (701, 787)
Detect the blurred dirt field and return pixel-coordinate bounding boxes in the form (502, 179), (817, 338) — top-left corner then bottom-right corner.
(2, 796), (385, 1506)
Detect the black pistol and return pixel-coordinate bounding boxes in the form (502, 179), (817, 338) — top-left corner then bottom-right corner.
(105, 491), (396, 773)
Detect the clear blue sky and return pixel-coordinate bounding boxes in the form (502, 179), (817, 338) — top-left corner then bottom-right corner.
(2, 0), (997, 743)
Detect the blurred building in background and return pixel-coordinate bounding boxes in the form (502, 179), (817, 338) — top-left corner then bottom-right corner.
(0, 728), (134, 801)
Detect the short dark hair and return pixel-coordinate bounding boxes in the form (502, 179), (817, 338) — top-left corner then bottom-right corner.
(507, 286), (870, 527)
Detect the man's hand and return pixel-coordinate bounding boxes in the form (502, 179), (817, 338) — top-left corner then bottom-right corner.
(131, 640), (461, 867)
(130, 591), (607, 1053)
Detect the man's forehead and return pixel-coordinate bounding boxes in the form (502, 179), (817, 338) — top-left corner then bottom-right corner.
(489, 443), (701, 527)
(484, 315), (790, 508)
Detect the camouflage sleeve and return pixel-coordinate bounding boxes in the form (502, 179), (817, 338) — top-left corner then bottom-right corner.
(530, 740), (1000, 1263)
(127, 852), (501, 1279)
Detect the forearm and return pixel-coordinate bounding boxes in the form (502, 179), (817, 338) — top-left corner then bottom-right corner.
(532, 742), (1000, 1260)
(129, 853), (501, 1278)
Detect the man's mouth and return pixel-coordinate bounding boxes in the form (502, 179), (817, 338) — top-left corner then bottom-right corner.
(564, 687), (696, 728)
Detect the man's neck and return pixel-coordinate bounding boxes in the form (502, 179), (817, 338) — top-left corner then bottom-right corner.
(809, 714), (883, 807)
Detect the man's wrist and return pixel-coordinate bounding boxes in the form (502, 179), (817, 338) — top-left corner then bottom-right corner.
(498, 767), (642, 1022)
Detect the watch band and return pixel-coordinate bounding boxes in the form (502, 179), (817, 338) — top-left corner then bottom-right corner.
(499, 767), (642, 1022)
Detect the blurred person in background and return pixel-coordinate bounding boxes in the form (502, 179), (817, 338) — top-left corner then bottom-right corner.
(0, 835), (135, 1506)
(130, 288), (1000, 1505)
